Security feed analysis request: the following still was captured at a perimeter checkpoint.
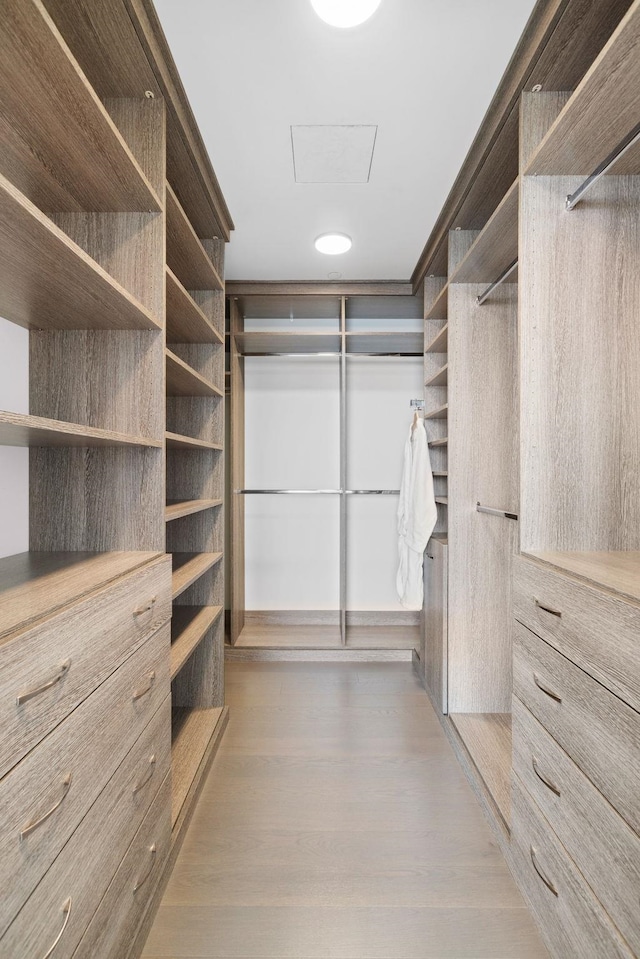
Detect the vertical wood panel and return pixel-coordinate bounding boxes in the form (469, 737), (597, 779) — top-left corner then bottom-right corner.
(229, 299), (245, 644)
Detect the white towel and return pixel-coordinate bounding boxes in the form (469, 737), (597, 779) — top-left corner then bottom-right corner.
(396, 419), (438, 610)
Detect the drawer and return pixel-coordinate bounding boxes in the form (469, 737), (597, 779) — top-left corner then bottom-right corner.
(0, 696), (171, 959)
(514, 556), (640, 712)
(72, 773), (171, 959)
(511, 776), (634, 959)
(0, 555), (171, 779)
(513, 696), (640, 956)
(0, 624), (170, 936)
(513, 620), (640, 835)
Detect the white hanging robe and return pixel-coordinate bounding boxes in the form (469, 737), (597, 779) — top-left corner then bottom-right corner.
(396, 419), (438, 610)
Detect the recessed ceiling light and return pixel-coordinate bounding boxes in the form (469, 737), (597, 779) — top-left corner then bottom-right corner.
(310, 0), (382, 29)
(315, 233), (352, 255)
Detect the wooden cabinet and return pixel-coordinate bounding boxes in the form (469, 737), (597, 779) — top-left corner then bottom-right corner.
(422, 536), (447, 713)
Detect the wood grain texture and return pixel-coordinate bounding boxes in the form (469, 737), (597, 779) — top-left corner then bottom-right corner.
(166, 349), (223, 397)
(0, 411), (160, 449)
(171, 707), (225, 826)
(511, 776), (634, 959)
(514, 555), (640, 711)
(449, 713), (512, 825)
(519, 171), (640, 551)
(513, 620), (640, 836)
(0, 0), (160, 214)
(73, 772), (171, 959)
(523, 549), (640, 603)
(0, 555), (171, 778)
(425, 323), (448, 353)
(166, 396), (224, 446)
(2, 696), (171, 959)
(173, 613), (225, 708)
(227, 282), (413, 298)
(424, 283), (448, 320)
(425, 363), (448, 387)
(165, 500), (223, 522)
(165, 183), (223, 292)
(166, 268), (223, 345)
(423, 538), (448, 713)
(172, 553), (223, 600)
(513, 697), (640, 956)
(165, 432), (223, 452)
(0, 174), (160, 331)
(230, 301), (245, 645)
(0, 625), (170, 935)
(170, 606), (224, 680)
(451, 179), (519, 283)
(447, 275), (518, 712)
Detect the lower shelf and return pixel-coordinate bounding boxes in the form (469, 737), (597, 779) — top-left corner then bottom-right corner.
(171, 706), (224, 827)
(450, 713), (512, 826)
(170, 605), (223, 679)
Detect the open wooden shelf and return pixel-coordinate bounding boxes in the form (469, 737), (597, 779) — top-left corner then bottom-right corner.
(235, 331), (341, 355)
(171, 706), (224, 826)
(165, 499), (223, 522)
(165, 349), (223, 398)
(165, 267), (224, 345)
(0, 175), (161, 332)
(425, 364), (448, 387)
(345, 331), (423, 354)
(0, 411), (162, 449)
(0, 551), (163, 642)
(425, 324), (448, 353)
(424, 404), (448, 420)
(450, 713), (512, 826)
(429, 437), (448, 448)
(165, 432), (223, 452)
(0, 0), (161, 215)
(166, 183), (223, 291)
(435, 497), (449, 505)
(450, 180), (519, 284)
(425, 284), (448, 320)
(526, 3), (640, 177)
(433, 471), (448, 477)
(172, 552), (223, 600)
(170, 605), (223, 680)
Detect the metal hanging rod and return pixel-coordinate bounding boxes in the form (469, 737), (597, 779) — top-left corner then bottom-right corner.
(237, 489), (400, 495)
(346, 489), (400, 495)
(240, 352), (420, 358)
(476, 502), (518, 521)
(566, 120), (640, 212)
(346, 352), (422, 358)
(476, 259), (518, 306)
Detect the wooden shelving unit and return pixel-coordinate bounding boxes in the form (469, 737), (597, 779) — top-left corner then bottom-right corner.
(0, 412), (162, 449)
(166, 349), (223, 397)
(166, 267), (224, 345)
(449, 180), (518, 285)
(172, 552), (223, 599)
(425, 364), (448, 388)
(425, 324), (448, 353)
(165, 499), (223, 522)
(166, 184), (224, 291)
(424, 403), (448, 419)
(450, 713), (512, 825)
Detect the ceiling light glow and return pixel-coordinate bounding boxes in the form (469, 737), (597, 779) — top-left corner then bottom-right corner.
(310, 0), (382, 28)
(315, 233), (352, 255)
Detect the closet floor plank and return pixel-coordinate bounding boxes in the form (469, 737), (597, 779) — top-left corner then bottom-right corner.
(143, 661), (547, 959)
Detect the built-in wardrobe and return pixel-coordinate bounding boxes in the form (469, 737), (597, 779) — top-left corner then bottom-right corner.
(227, 285), (426, 658)
(414, 1), (640, 956)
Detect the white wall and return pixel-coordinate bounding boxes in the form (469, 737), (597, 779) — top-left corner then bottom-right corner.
(244, 354), (423, 610)
(0, 318), (29, 559)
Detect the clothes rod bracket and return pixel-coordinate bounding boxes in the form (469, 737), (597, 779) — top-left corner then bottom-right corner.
(476, 502), (518, 520)
(565, 120), (640, 211)
(476, 259), (518, 306)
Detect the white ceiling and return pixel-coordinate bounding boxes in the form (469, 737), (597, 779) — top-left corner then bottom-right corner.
(154, 0), (538, 281)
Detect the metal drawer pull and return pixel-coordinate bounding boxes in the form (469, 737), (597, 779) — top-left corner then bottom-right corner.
(133, 755), (156, 795)
(20, 774), (73, 840)
(530, 846), (558, 897)
(16, 660), (71, 707)
(40, 898), (72, 959)
(535, 598), (562, 618)
(133, 843), (157, 892)
(133, 596), (157, 618)
(532, 757), (561, 797)
(533, 672), (563, 704)
(132, 671), (156, 701)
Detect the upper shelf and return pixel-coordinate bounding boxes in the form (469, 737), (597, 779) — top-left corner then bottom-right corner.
(166, 184), (224, 292)
(345, 332), (423, 354)
(450, 180), (519, 284)
(0, 411), (162, 449)
(425, 284), (448, 320)
(0, 0), (160, 214)
(0, 174), (161, 332)
(165, 268), (224, 345)
(236, 332), (341, 355)
(526, 1), (640, 176)
(165, 350), (223, 398)
(425, 364), (448, 388)
(425, 324), (448, 354)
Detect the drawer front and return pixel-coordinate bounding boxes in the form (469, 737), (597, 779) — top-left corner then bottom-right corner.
(511, 777), (634, 959)
(514, 556), (640, 711)
(0, 624), (170, 936)
(513, 697), (640, 955)
(0, 555), (171, 779)
(513, 620), (640, 835)
(0, 697), (171, 959)
(72, 774), (171, 959)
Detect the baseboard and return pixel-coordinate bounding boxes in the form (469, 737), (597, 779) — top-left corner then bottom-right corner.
(129, 706), (230, 959)
(226, 647), (413, 662)
(244, 609), (420, 626)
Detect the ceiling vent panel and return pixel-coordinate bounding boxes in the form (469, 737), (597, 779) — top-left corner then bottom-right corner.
(291, 125), (377, 183)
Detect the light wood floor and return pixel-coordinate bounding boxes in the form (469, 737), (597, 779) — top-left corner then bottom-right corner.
(143, 662), (548, 959)
(236, 624), (419, 649)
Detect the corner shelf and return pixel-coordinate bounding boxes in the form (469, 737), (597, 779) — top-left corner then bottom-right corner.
(0, 175), (161, 332)
(425, 284), (448, 320)
(425, 324), (448, 353)
(165, 499), (223, 522)
(424, 404), (448, 420)
(172, 552), (223, 600)
(425, 364), (448, 388)
(0, 0), (161, 214)
(166, 267), (224, 345)
(165, 432), (223, 452)
(165, 349), (223, 398)
(0, 411), (162, 449)
(170, 605), (224, 680)
(450, 179), (519, 284)
(166, 183), (224, 291)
